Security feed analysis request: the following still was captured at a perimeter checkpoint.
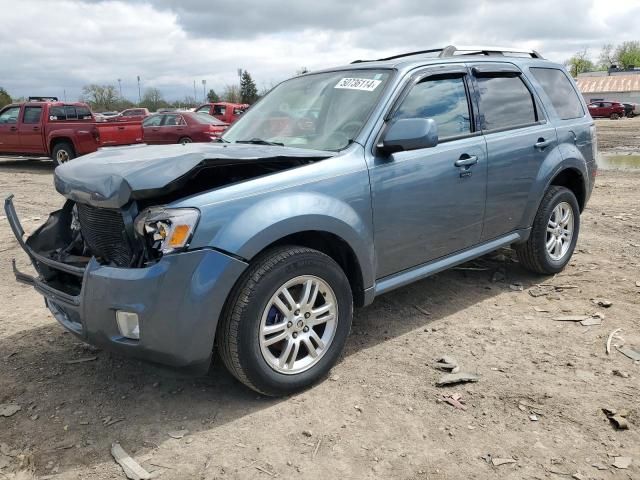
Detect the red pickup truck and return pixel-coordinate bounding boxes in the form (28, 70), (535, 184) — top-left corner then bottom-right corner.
(0, 101), (142, 165)
(195, 102), (249, 124)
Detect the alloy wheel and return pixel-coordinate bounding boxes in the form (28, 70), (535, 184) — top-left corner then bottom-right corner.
(259, 275), (338, 375)
(546, 201), (574, 261)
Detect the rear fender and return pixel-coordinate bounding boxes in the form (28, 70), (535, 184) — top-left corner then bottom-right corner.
(519, 144), (588, 229)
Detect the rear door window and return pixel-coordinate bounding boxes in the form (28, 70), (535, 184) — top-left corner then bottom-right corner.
(23, 106), (42, 124)
(163, 114), (182, 126)
(143, 115), (163, 127)
(476, 75), (538, 131)
(529, 67), (584, 120)
(75, 106), (92, 119)
(393, 75), (472, 140)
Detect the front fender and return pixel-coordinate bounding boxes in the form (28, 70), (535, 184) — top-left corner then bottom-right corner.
(201, 191), (375, 290)
(519, 143), (589, 229)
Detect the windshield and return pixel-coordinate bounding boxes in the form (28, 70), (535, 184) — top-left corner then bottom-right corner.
(222, 69), (391, 151)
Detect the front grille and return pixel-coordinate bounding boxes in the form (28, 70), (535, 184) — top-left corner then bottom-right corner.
(76, 204), (133, 267)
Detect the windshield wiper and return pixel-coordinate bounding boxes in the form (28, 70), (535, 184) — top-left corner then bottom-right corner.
(235, 138), (284, 146)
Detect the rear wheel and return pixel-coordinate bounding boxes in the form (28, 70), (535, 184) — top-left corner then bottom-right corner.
(217, 246), (353, 396)
(516, 186), (580, 274)
(178, 137), (192, 144)
(51, 142), (75, 166)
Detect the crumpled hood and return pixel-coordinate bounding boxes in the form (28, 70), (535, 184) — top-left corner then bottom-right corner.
(54, 143), (334, 208)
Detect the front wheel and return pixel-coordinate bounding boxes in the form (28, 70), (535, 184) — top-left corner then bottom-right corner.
(217, 246), (353, 396)
(178, 137), (192, 144)
(516, 186), (580, 274)
(610, 113), (620, 120)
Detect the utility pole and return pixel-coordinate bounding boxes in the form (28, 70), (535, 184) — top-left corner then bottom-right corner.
(202, 79), (206, 103)
(193, 80), (197, 104)
(137, 76), (141, 105)
(117, 78), (122, 98)
(238, 68), (243, 101)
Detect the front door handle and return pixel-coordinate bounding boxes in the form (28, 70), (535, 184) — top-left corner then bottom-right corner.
(534, 138), (552, 150)
(454, 155), (478, 167)
(9, 126), (17, 132)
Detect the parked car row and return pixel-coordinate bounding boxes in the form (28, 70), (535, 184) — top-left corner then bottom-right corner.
(587, 100), (638, 119)
(0, 100), (239, 163)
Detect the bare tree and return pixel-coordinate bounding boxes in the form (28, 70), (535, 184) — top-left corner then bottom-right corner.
(140, 87), (166, 112)
(81, 84), (119, 111)
(598, 43), (615, 69)
(222, 84), (241, 103)
(565, 49), (594, 77)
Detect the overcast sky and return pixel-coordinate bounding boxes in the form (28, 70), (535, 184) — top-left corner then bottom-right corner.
(1, 0), (638, 103)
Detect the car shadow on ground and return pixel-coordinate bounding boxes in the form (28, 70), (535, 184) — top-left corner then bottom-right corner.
(0, 248), (548, 474)
(0, 157), (55, 174)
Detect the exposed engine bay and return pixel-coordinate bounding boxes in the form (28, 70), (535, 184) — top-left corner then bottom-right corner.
(27, 155), (325, 296)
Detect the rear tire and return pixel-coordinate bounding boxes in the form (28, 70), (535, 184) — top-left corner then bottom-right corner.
(51, 142), (76, 166)
(516, 186), (580, 275)
(178, 137), (192, 144)
(217, 246), (353, 396)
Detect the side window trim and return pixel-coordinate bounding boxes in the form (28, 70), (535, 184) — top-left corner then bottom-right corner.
(374, 64), (479, 149)
(469, 65), (547, 134)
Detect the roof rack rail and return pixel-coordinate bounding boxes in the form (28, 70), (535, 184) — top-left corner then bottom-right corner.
(28, 96), (59, 102)
(351, 45), (544, 64)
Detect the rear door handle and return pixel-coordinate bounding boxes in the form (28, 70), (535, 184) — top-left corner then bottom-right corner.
(454, 155), (478, 167)
(9, 126), (17, 132)
(118, 126), (125, 130)
(534, 138), (552, 149)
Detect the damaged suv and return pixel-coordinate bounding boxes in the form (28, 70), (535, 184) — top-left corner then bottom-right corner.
(6, 46), (596, 396)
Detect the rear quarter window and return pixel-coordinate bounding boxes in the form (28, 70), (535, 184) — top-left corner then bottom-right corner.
(530, 68), (585, 120)
(49, 105), (93, 121)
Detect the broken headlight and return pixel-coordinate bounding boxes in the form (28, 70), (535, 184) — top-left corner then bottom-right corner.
(133, 207), (200, 254)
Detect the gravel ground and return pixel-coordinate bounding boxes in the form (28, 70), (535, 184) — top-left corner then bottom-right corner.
(0, 120), (638, 480)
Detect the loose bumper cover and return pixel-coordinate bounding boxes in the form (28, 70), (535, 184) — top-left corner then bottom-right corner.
(5, 195), (247, 369)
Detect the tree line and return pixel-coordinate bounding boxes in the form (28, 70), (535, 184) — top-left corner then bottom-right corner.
(0, 70), (262, 112)
(565, 41), (640, 77)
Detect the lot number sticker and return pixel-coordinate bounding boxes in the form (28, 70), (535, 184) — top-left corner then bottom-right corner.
(335, 78), (382, 91)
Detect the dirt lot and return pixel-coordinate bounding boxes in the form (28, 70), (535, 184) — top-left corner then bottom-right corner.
(0, 119), (639, 480)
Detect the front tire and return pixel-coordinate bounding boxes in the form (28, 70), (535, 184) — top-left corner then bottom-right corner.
(217, 246), (353, 396)
(51, 142), (76, 166)
(516, 186), (580, 274)
(610, 113), (620, 120)
(178, 137), (192, 145)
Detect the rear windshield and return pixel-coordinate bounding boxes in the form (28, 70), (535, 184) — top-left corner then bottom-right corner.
(49, 105), (93, 121)
(194, 113), (227, 125)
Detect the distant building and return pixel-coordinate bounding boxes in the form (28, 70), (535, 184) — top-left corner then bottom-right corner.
(576, 67), (640, 104)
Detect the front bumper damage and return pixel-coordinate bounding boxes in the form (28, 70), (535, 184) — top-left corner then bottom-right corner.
(5, 195), (247, 370)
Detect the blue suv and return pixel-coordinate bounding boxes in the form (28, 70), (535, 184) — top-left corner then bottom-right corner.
(6, 46), (596, 396)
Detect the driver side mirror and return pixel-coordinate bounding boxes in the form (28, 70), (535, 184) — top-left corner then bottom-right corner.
(378, 118), (438, 154)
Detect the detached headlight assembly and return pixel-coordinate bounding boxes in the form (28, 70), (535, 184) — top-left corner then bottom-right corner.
(134, 207), (200, 254)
